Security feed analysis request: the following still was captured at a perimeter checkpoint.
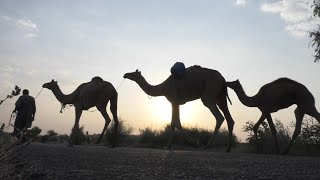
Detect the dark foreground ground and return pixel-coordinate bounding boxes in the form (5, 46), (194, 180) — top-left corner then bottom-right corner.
(7, 143), (320, 179)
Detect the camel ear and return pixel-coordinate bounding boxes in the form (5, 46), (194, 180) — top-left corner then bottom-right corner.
(135, 69), (139, 72)
(51, 79), (54, 82)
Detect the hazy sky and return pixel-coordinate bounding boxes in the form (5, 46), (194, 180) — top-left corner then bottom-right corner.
(0, 0), (319, 141)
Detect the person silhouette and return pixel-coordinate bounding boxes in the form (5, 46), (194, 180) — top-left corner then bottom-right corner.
(11, 89), (36, 139)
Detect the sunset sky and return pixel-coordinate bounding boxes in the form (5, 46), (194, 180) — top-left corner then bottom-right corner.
(0, 0), (319, 141)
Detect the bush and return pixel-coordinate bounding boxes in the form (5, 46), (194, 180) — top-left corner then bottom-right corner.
(40, 129), (59, 143)
(139, 127), (168, 147)
(105, 119), (133, 146)
(243, 119), (291, 153)
(58, 134), (69, 143)
(138, 125), (238, 148)
(296, 117), (320, 149)
(70, 126), (87, 145)
(25, 126), (42, 139)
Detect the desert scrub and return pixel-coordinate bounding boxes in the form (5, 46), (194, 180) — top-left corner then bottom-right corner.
(139, 125), (239, 148)
(105, 119), (133, 146)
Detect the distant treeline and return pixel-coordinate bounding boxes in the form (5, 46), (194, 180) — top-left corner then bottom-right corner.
(25, 117), (320, 155)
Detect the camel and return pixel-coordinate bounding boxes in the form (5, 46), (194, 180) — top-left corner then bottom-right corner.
(42, 77), (119, 147)
(124, 65), (235, 152)
(226, 78), (320, 154)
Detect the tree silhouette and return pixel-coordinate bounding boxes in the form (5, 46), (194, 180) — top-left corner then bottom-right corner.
(310, 0), (320, 62)
(0, 85), (21, 106)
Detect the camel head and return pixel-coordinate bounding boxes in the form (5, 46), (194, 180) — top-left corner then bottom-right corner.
(226, 80), (242, 90)
(123, 69), (143, 82)
(42, 79), (59, 90)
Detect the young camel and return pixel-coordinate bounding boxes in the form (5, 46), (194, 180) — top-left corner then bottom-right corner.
(227, 78), (320, 154)
(124, 66), (235, 152)
(42, 77), (119, 147)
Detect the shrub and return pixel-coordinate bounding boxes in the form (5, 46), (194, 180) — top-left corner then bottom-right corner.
(297, 117), (320, 149)
(47, 130), (58, 137)
(40, 129), (59, 143)
(139, 127), (168, 147)
(70, 126), (86, 145)
(58, 134), (69, 143)
(138, 125), (238, 148)
(25, 126), (42, 139)
(243, 119), (294, 153)
(105, 119), (133, 146)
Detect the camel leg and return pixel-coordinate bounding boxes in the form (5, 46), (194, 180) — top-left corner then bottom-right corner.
(266, 114), (280, 154)
(217, 98), (235, 152)
(174, 113), (200, 148)
(282, 108), (304, 155)
(202, 100), (225, 149)
(69, 108), (82, 146)
(110, 92), (119, 148)
(96, 108), (111, 145)
(253, 114), (267, 138)
(252, 114), (266, 153)
(167, 116), (176, 150)
(201, 84), (226, 149)
(168, 104), (199, 149)
(110, 104), (119, 148)
(74, 108), (82, 129)
(167, 104), (179, 149)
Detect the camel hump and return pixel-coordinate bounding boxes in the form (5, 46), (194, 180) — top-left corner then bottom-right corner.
(272, 78), (300, 85)
(191, 65), (202, 69)
(91, 76), (104, 82)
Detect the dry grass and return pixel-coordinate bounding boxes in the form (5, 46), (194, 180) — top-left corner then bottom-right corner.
(0, 131), (46, 179)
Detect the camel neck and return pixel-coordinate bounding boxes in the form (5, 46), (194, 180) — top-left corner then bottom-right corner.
(135, 76), (167, 97)
(51, 86), (76, 104)
(234, 86), (258, 107)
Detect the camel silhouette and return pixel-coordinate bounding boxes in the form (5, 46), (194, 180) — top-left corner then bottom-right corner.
(42, 77), (119, 147)
(227, 78), (320, 154)
(124, 65), (235, 152)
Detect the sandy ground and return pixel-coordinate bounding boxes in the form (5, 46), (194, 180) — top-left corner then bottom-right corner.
(6, 142), (317, 179)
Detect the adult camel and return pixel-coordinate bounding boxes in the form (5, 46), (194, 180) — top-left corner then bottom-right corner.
(42, 77), (119, 147)
(124, 65), (235, 152)
(227, 78), (320, 154)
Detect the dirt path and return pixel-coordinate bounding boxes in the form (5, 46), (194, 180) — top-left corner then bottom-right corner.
(21, 143), (320, 179)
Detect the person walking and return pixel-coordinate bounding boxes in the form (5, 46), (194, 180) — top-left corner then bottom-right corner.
(11, 89), (36, 138)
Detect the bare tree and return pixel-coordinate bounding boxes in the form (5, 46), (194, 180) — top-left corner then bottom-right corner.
(310, 0), (320, 62)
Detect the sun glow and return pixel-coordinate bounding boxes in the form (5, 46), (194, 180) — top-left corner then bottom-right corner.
(151, 98), (196, 124)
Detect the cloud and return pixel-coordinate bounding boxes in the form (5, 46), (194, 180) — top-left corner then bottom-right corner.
(1, 16), (39, 38)
(16, 18), (39, 32)
(261, 0), (319, 38)
(26, 33), (38, 38)
(1, 16), (12, 21)
(16, 18), (39, 38)
(235, 0), (247, 6)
